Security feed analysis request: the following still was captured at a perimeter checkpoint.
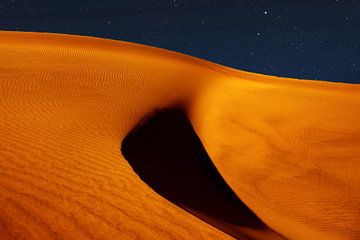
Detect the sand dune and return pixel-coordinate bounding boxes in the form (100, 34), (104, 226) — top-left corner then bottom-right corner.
(0, 31), (359, 240)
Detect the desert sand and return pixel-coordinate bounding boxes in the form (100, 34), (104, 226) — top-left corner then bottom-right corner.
(0, 31), (359, 240)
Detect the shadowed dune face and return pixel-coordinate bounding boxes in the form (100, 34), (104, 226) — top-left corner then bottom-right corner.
(121, 108), (285, 240)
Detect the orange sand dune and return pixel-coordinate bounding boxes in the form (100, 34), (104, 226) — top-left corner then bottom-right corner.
(0, 31), (359, 240)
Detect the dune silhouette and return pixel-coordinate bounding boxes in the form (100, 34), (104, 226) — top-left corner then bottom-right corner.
(0, 31), (359, 240)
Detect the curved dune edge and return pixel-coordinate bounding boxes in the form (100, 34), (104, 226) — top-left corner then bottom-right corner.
(0, 31), (359, 240)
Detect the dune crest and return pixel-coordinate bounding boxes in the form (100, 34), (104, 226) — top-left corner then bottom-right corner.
(0, 31), (359, 240)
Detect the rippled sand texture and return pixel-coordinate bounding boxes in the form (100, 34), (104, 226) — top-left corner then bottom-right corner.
(0, 31), (359, 240)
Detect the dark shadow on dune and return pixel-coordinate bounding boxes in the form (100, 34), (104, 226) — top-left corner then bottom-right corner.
(121, 108), (285, 240)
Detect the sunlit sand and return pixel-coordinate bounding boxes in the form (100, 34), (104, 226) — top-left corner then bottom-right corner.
(0, 31), (359, 240)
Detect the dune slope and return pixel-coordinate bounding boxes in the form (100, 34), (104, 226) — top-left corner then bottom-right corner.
(0, 31), (359, 240)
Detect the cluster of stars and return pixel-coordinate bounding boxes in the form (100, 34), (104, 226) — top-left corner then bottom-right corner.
(1, 0), (359, 82)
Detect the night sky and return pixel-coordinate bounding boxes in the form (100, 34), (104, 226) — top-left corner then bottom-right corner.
(1, 0), (359, 83)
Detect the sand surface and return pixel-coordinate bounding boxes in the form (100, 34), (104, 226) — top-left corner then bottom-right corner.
(0, 31), (359, 240)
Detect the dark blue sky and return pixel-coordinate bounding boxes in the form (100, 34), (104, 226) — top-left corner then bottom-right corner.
(1, 0), (359, 83)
